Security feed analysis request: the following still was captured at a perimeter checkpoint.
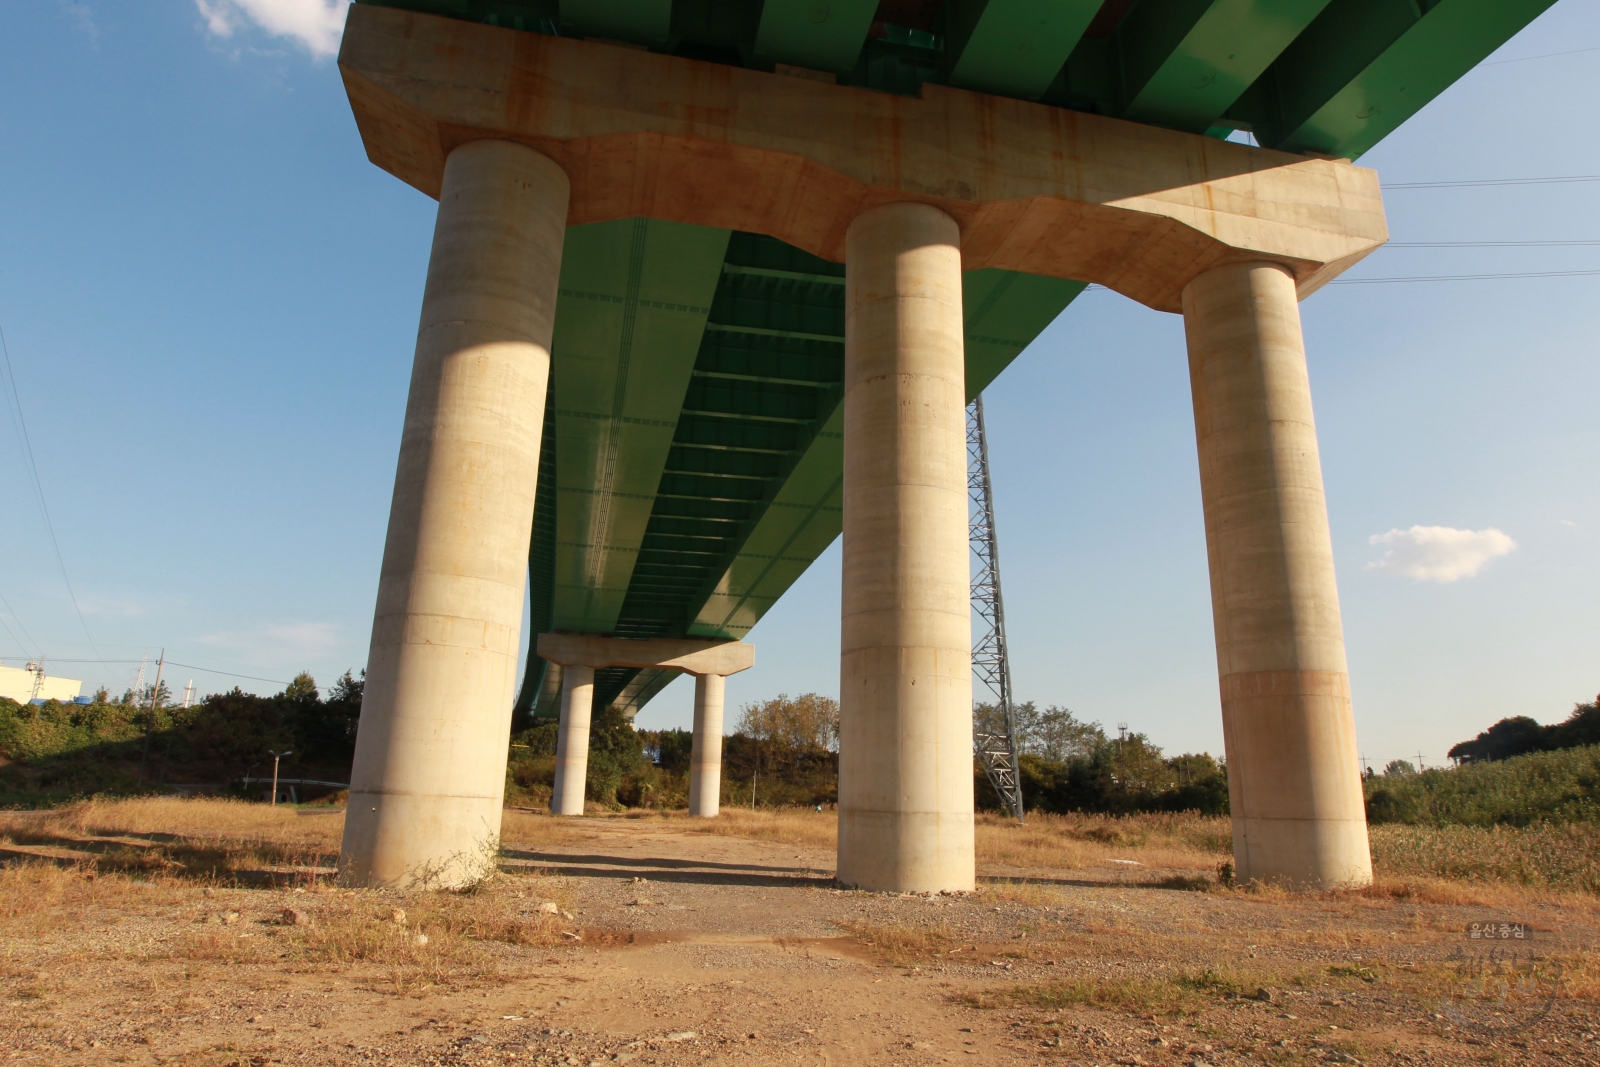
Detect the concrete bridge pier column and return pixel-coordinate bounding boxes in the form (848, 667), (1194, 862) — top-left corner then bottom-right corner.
(551, 665), (595, 815)
(837, 201), (976, 894)
(688, 673), (726, 817)
(340, 140), (569, 888)
(1182, 262), (1373, 890)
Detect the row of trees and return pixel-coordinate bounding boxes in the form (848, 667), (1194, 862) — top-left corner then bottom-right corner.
(0, 671), (364, 801)
(1447, 696), (1600, 763)
(502, 692), (1228, 817)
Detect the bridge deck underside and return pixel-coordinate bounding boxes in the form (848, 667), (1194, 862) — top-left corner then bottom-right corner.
(353, 0), (1556, 718)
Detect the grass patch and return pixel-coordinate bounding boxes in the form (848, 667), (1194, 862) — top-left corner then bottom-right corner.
(835, 919), (955, 965)
(963, 965), (1270, 1015)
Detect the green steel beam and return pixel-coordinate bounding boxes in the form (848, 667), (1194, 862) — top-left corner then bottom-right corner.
(548, 218), (729, 634)
(1114, 0), (1336, 133)
(752, 0), (879, 74)
(686, 264), (1086, 645)
(559, 0), (670, 44)
(1233, 0), (1559, 159)
(945, 0), (1101, 100)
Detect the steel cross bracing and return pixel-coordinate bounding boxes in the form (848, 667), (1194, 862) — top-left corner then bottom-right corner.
(968, 394), (1024, 824)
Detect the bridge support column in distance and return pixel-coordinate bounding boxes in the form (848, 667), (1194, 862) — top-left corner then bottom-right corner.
(340, 140), (569, 888)
(1182, 262), (1372, 889)
(688, 673), (726, 817)
(551, 665), (595, 815)
(837, 202), (976, 894)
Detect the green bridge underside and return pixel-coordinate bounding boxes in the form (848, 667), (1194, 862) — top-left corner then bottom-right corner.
(356, 0), (1555, 718)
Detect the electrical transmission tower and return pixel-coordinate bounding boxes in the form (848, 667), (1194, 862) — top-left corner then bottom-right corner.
(968, 394), (1024, 823)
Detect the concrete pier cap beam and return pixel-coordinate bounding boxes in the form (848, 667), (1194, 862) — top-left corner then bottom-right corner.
(838, 202), (976, 895)
(338, 5), (1387, 315)
(340, 138), (569, 889)
(1182, 262), (1373, 890)
(535, 634), (753, 818)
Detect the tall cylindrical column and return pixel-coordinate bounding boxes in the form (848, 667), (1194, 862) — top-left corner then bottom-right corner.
(837, 202), (975, 894)
(688, 673), (726, 817)
(340, 141), (569, 889)
(1182, 262), (1372, 889)
(551, 665), (595, 815)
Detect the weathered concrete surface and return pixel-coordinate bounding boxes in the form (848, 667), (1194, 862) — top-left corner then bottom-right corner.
(341, 140), (568, 887)
(339, 5), (1387, 313)
(552, 664), (596, 817)
(1182, 262), (1372, 889)
(536, 633), (755, 677)
(837, 202), (976, 894)
(689, 673), (726, 818)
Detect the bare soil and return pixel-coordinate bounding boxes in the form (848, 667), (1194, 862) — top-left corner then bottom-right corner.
(2, 808), (1597, 1067)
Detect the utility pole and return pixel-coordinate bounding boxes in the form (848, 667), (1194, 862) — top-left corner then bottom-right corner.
(138, 649), (165, 782)
(182, 679), (195, 709)
(268, 750), (294, 806)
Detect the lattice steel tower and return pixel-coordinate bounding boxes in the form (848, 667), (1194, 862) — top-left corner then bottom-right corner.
(968, 394), (1024, 823)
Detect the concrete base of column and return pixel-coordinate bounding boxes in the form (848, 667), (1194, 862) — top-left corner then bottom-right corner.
(1183, 262), (1372, 890)
(551, 665), (595, 816)
(339, 140), (568, 889)
(836, 201), (975, 894)
(688, 674), (725, 817)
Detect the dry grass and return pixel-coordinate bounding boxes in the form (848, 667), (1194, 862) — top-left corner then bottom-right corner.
(975, 811), (1231, 873)
(835, 919), (956, 965)
(1369, 822), (1600, 894)
(961, 966), (1267, 1015)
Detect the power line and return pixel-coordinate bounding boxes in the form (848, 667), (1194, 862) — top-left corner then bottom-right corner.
(1483, 44), (1600, 66)
(4, 657), (292, 686)
(1331, 268), (1600, 285)
(0, 317), (108, 670)
(1385, 174), (1600, 190)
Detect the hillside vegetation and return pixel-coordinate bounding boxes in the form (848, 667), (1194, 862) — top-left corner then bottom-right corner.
(1363, 743), (1600, 826)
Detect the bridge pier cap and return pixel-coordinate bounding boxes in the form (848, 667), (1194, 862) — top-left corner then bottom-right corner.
(339, 4), (1386, 314)
(535, 635), (754, 819)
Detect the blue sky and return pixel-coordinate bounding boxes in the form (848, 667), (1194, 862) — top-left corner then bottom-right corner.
(2, 2), (1597, 767)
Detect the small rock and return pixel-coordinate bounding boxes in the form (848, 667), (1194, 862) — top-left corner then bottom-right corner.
(537, 901), (561, 915)
(390, 908), (407, 925)
(910, 1041), (934, 1050)
(248, 1015), (263, 1024)
(414, 933), (429, 946)
(281, 907), (310, 926)
(1252, 987), (1273, 1002)
(561, 930), (582, 941)
(664, 1031), (696, 1042)
(221, 911), (242, 926)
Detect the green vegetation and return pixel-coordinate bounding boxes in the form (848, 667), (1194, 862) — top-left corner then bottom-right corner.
(977, 703), (1229, 817)
(1448, 695), (1600, 762)
(1363, 743), (1600, 827)
(0, 672), (363, 806)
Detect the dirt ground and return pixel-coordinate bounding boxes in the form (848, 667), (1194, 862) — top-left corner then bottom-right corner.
(2, 809), (1597, 1067)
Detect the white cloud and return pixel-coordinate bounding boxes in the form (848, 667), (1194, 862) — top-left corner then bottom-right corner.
(195, 0), (350, 58)
(1366, 525), (1516, 583)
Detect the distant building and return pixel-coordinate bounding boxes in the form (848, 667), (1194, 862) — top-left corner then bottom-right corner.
(0, 662), (84, 704)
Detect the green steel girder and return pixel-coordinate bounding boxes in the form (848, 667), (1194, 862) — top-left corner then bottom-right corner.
(547, 218), (730, 636)
(944, 0), (1100, 100)
(358, 0), (1557, 157)
(1114, 0), (1337, 133)
(752, 0), (880, 74)
(1227, 0), (1560, 158)
(559, 0), (670, 45)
